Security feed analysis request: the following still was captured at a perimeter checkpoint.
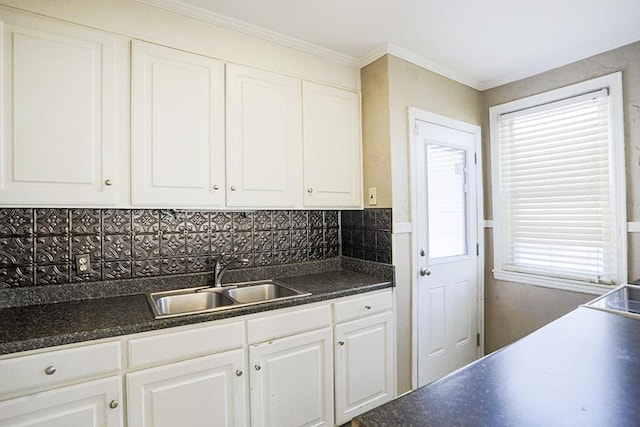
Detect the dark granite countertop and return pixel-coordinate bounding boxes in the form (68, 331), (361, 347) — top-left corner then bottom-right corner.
(0, 269), (391, 355)
(354, 307), (640, 427)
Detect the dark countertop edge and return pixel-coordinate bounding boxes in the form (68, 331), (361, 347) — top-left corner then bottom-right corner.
(0, 274), (392, 355)
(352, 306), (640, 426)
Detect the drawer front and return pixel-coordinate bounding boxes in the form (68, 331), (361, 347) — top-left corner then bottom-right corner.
(333, 290), (392, 323)
(0, 341), (121, 398)
(128, 321), (244, 369)
(248, 304), (331, 344)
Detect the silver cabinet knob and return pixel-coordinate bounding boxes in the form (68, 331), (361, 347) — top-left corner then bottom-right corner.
(44, 366), (56, 375)
(338, 341), (345, 346)
(109, 400), (118, 409)
(419, 248), (426, 257)
(104, 179), (112, 186)
(230, 186), (237, 191)
(254, 364), (261, 371)
(236, 369), (243, 377)
(420, 267), (431, 276)
(307, 188), (313, 193)
(365, 305), (372, 310)
(213, 184), (219, 190)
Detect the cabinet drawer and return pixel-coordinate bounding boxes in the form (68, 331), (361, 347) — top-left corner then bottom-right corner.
(333, 290), (392, 323)
(128, 321), (244, 369)
(248, 304), (331, 344)
(0, 341), (121, 398)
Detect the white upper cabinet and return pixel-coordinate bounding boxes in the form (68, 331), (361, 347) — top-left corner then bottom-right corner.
(226, 64), (303, 208)
(0, 12), (119, 206)
(302, 82), (363, 208)
(131, 41), (225, 208)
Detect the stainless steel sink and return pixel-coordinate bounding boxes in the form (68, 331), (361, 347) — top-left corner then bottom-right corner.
(223, 281), (308, 304)
(148, 287), (236, 318)
(147, 280), (310, 319)
(583, 284), (640, 319)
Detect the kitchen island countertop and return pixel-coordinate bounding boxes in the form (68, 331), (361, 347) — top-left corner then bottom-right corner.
(354, 307), (640, 427)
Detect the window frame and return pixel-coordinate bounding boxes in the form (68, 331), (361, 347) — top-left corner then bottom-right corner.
(489, 72), (627, 294)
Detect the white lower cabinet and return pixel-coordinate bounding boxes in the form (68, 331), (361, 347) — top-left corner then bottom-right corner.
(249, 328), (334, 427)
(334, 312), (394, 424)
(0, 340), (122, 427)
(126, 349), (247, 427)
(0, 290), (394, 427)
(0, 377), (122, 427)
(333, 290), (394, 425)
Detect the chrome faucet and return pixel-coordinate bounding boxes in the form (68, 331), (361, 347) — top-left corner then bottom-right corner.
(213, 254), (250, 287)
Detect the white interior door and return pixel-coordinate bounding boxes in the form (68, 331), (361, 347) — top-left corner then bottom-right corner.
(414, 115), (482, 387)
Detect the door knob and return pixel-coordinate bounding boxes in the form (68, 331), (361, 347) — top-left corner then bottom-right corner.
(419, 267), (431, 276)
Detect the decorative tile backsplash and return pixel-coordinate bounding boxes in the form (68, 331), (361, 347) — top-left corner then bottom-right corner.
(341, 208), (392, 263)
(0, 208), (340, 288)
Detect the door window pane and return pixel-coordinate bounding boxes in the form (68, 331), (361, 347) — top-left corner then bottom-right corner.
(427, 143), (467, 259)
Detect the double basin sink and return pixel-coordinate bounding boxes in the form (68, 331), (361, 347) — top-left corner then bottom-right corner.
(147, 280), (310, 319)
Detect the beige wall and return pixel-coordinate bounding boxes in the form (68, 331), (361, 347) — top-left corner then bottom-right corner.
(361, 56), (392, 208)
(388, 56), (482, 394)
(362, 42), (640, 392)
(361, 55), (483, 394)
(481, 41), (640, 352)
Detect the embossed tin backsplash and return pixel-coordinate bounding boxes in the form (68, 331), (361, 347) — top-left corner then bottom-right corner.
(341, 209), (392, 263)
(0, 209), (340, 288)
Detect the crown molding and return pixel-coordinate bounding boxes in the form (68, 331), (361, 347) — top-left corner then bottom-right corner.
(136, 0), (361, 68)
(358, 44), (390, 69)
(360, 43), (484, 90)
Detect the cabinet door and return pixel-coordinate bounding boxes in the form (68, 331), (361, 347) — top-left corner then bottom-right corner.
(302, 82), (362, 208)
(126, 349), (247, 427)
(250, 328), (333, 427)
(0, 377), (122, 427)
(131, 41), (225, 207)
(334, 311), (394, 425)
(0, 12), (117, 205)
(226, 64), (302, 208)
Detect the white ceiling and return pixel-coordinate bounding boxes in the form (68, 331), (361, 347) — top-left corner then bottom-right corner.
(145, 0), (640, 90)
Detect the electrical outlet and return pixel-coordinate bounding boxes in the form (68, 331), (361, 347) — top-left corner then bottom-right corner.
(75, 254), (91, 274)
(368, 187), (377, 206)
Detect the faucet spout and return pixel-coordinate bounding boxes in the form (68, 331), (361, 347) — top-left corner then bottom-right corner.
(213, 254), (250, 286)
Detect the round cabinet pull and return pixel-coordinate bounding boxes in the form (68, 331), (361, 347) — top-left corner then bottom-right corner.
(236, 369), (243, 377)
(213, 184), (219, 190)
(254, 364), (262, 371)
(230, 186), (237, 191)
(419, 248), (426, 257)
(338, 341), (345, 346)
(104, 179), (113, 186)
(307, 188), (314, 193)
(420, 267), (432, 276)
(365, 305), (372, 310)
(44, 366), (56, 375)
(109, 400), (119, 409)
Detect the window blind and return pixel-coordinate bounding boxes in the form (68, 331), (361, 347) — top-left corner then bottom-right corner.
(496, 89), (617, 284)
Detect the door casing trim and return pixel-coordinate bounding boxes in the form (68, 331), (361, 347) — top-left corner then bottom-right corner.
(408, 107), (485, 390)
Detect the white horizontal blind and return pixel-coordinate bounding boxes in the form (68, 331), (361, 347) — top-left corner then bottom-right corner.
(497, 89), (617, 284)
